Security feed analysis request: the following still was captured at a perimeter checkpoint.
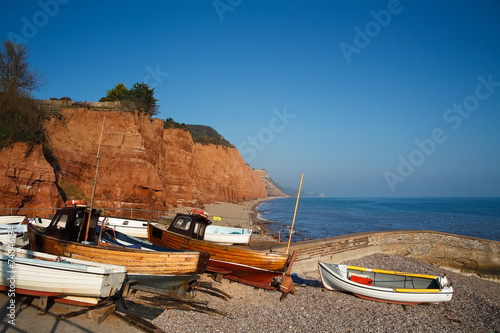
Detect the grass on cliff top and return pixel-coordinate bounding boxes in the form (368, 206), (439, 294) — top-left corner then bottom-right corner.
(59, 178), (88, 202)
(187, 124), (233, 148)
(164, 119), (233, 148)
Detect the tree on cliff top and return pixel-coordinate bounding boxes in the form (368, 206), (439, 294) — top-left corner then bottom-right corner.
(105, 82), (129, 101)
(105, 82), (158, 115)
(0, 40), (46, 96)
(129, 82), (159, 115)
(0, 40), (46, 146)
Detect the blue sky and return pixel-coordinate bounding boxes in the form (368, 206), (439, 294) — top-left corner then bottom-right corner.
(2, 1), (500, 197)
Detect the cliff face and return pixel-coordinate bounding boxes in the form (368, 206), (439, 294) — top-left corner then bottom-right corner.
(0, 142), (63, 211)
(254, 169), (287, 197)
(0, 109), (267, 212)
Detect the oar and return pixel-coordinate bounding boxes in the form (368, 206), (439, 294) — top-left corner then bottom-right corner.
(286, 174), (303, 254)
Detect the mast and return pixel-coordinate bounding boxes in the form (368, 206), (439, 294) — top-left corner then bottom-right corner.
(286, 174), (303, 254)
(84, 116), (105, 241)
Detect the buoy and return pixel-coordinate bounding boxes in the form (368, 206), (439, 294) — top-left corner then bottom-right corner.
(65, 200), (87, 207)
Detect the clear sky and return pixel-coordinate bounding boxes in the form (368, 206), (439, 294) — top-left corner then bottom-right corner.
(2, 1), (500, 197)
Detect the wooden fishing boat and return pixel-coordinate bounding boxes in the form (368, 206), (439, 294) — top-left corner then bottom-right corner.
(204, 225), (252, 245)
(148, 212), (296, 294)
(318, 262), (453, 305)
(28, 205), (210, 295)
(0, 245), (126, 306)
(98, 215), (149, 239)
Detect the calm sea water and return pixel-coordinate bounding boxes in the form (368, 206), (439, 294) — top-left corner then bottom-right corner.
(256, 197), (500, 242)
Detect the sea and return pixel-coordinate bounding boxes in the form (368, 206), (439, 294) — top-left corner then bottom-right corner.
(256, 197), (500, 242)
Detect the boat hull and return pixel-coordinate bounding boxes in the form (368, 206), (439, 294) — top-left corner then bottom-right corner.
(207, 259), (287, 289)
(127, 273), (199, 291)
(204, 225), (252, 245)
(148, 223), (291, 289)
(0, 246), (126, 305)
(319, 262), (453, 305)
(0, 216), (29, 246)
(99, 216), (149, 239)
(0, 215), (27, 225)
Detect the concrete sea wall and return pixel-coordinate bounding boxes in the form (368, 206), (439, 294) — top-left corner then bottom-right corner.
(282, 230), (499, 281)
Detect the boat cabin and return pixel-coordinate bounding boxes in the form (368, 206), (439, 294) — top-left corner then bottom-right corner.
(164, 213), (212, 240)
(43, 206), (100, 244)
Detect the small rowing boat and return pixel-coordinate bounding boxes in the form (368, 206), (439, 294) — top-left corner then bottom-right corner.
(318, 262), (453, 305)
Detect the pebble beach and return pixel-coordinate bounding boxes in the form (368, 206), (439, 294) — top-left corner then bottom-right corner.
(145, 253), (500, 333)
(2, 199), (499, 332)
(140, 200), (499, 332)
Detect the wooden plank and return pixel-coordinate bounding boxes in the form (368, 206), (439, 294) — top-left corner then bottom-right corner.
(87, 303), (116, 324)
(38, 296), (48, 315)
(60, 300), (114, 319)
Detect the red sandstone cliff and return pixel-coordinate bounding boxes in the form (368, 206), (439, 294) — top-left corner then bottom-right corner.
(0, 142), (63, 211)
(0, 109), (267, 212)
(254, 169), (287, 197)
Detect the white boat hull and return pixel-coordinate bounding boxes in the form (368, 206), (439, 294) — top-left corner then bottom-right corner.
(319, 262), (453, 304)
(204, 225), (252, 245)
(0, 215), (27, 225)
(99, 216), (148, 239)
(0, 217), (28, 247)
(0, 246), (126, 300)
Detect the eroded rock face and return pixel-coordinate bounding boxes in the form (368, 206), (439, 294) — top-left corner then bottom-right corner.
(0, 109), (267, 212)
(0, 142), (63, 212)
(254, 169), (287, 197)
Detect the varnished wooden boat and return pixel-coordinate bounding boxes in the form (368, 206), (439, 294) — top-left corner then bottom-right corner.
(28, 205), (210, 294)
(319, 262), (453, 305)
(148, 212), (296, 294)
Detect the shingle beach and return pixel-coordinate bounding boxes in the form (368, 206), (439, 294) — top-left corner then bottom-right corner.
(2, 199), (498, 332)
(141, 200), (500, 332)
